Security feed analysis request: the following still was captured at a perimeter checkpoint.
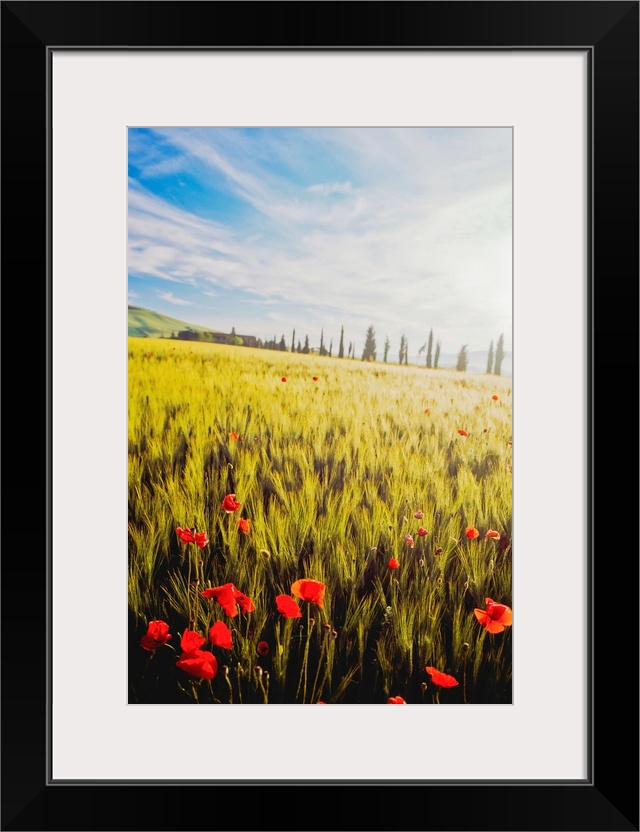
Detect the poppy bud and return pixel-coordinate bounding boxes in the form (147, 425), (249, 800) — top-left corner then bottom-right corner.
(309, 618), (315, 626)
(223, 665), (229, 676)
(331, 630), (338, 639)
(421, 682), (428, 693)
(255, 666), (263, 678)
(437, 577), (443, 585)
(462, 642), (470, 654)
(324, 623), (332, 631)
(434, 547), (443, 556)
(260, 549), (271, 558)
(419, 559), (425, 568)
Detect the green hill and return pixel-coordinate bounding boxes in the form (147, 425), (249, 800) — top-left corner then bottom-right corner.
(128, 306), (218, 338)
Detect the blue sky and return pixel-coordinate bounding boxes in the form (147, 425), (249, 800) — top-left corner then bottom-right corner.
(128, 127), (512, 358)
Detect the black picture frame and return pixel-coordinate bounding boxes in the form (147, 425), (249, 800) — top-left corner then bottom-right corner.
(2, 2), (638, 830)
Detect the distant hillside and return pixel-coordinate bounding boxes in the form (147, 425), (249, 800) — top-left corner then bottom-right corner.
(128, 306), (218, 339)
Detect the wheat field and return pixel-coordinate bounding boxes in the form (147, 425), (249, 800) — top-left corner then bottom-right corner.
(128, 337), (512, 705)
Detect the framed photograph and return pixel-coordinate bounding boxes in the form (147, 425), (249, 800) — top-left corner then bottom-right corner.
(3, 2), (638, 830)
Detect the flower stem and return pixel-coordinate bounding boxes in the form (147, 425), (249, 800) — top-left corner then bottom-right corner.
(297, 606), (312, 703)
(463, 654), (468, 704)
(187, 553), (192, 623)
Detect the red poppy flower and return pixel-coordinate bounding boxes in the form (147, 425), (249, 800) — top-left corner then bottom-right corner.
(388, 696), (407, 704)
(424, 409), (430, 414)
(176, 648), (218, 680)
(507, 441), (512, 448)
(238, 518), (251, 535)
(434, 547), (443, 556)
(316, 701), (327, 704)
(425, 666), (459, 688)
(229, 432), (239, 440)
(457, 429), (469, 437)
(257, 640), (270, 656)
(281, 377), (287, 382)
(485, 529), (501, 540)
(201, 583), (255, 616)
(209, 620), (233, 649)
(312, 376), (319, 381)
(237, 592), (255, 615)
(414, 510), (424, 519)
(417, 527), (428, 537)
(221, 494), (242, 513)
(474, 597), (513, 633)
(181, 629), (205, 652)
(275, 594), (303, 618)
(176, 527), (196, 544)
(388, 557), (400, 569)
(404, 534), (415, 548)
(194, 531), (209, 548)
(465, 526), (480, 539)
(492, 394), (499, 401)
(291, 578), (325, 608)
(140, 620), (172, 652)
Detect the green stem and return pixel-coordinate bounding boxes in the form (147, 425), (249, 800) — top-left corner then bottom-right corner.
(187, 552), (192, 624)
(296, 607), (312, 703)
(463, 654), (468, 704)
(223, 667), (233, 704)
(310, 636), (327, 704)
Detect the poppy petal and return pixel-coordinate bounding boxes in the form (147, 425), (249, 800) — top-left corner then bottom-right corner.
(291, 579), (325, 608)
(209, 621), (233, 649)
(425, 666), (459, 688)
(181, 629), (205, 652)
(275, 594), (302, 618)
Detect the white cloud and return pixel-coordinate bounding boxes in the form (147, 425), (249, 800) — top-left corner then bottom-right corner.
(128, 128), (512, 352)
(158, 291), (191, 307)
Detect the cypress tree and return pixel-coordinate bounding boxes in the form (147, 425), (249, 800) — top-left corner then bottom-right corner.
(434, 341), (441, 368)
(426, 328), (433, 368)
(494, 333), (505, 376)
(399, 334), (406, 365)
(338, 326), (344, 358)
(383, 336), (390, 363)
(362, 325), (377, 361)
(486, 340), (495, 374)
(456, 344), (469, 371)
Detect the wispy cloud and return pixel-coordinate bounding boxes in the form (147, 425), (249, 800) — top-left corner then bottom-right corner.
(158, 291), (192, 307)
(128, 127), (512, 354)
